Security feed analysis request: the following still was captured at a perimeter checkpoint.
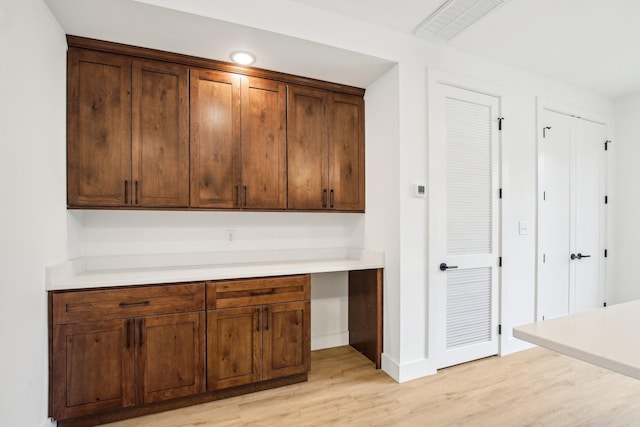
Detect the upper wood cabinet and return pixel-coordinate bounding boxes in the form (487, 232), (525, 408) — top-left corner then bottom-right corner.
(190, 71), (286, 209)
(241, 77), (287, 209)
(190, 69), (241, 208)
(66, 37), (364, 212)
(67, 48), (189, 208)
(67, 48), (132, 207)
(131, 59), (189, 208)
(287, 87), (365, 211)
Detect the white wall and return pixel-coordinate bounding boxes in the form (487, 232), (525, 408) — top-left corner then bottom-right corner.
(63, 1), (614, 382)
(612, 93), (640, 303)
(0, 1), (71, 426)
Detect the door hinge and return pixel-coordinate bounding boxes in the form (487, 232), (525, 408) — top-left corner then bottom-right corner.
(605, 195), (609, 204)
(498, 324), (502, 335)
(499, 188), (503, 199)
(604, 249), (608, 258)
(498, 117), (504, 131)
(605, 140), (612, 151)
(543, 126), (551, 138)
(499, 256), (502, 267)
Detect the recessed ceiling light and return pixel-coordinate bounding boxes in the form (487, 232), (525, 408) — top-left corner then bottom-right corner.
(230, 51), (256, 65)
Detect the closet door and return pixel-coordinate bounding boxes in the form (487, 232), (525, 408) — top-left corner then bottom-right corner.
(538, 109), (607, 320)
(431, 83), (501, 369)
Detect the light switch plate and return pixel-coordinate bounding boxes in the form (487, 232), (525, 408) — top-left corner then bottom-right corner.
(518, 221), (529, 235)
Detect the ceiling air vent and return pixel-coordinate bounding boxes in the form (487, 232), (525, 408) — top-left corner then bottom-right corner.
(415, 0), (510, 42)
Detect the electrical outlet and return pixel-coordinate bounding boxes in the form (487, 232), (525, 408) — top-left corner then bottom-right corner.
(225, 229), (236, 244)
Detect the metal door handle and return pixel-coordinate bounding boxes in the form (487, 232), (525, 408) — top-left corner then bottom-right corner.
(571, 253), (591, 260)
(439, 263), (458, 271)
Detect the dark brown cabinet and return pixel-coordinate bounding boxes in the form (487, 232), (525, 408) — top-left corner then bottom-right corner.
(206, 275), (311, 391)
(50, 283), (205, 421)
(287, 86), (365, 211)
(67, 48), (189, 208)
(190, 69), (241, 208)
(67, 48), (132, 207)
(66, 37), (364, 212)
(190, 71), (286, 209)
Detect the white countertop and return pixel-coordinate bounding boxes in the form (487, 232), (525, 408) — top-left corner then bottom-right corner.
(513, 300), (640, 380)
(46, 248), (385, 291)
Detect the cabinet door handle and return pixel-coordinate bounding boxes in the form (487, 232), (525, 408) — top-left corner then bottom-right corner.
(125, 319), (131, 349)
(243, 185), (247, 207)
(265, 306), (269, 331)
(330, 189), (335, 208)
(124, 180), (129, 204)
(323, 189), (327, 208)
(235, 186), (239, 207)
(134, 181), (139, 205)
(256, 308), (260, 332)
(119, 301), (150, 308)
(138, 319), (143, 347)
(250, 288), (275, 296)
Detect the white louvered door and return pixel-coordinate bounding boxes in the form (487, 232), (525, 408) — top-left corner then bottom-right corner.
(431, 83), (500, 369)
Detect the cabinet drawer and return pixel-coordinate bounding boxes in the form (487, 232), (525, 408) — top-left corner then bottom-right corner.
(52, 283), (205, 324)
(207, 275), (310, 309)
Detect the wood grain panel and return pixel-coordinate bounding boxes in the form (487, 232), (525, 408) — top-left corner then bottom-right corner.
(348, 269), (383, 368)
(329, 93), (365, 211)
(263, 301), (310, 380)
(132, 59), (189, 207)
(52, 283), (205, 324)
(137, 312), (205, 404)
(207, 307), (262, 390)
(206, 275), (310, 309)
(240, 77), (287, 209)
(190, 68), (241, 208)
(67, 48), (131, 207)
(287, 85), (329, 210)
(51, 320), (134, 420)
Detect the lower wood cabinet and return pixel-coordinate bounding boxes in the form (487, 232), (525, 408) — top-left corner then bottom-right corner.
(49, 275), (311, 426)
(50, 283), (206, 422)
(206, 275), (311, 391)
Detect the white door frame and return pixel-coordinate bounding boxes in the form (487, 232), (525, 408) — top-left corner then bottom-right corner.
(535, 97), (610, 320)
(427, 69), (504, 369)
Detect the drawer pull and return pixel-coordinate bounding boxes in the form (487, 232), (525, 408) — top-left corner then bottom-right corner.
(250, 289), (275, 296)
(125, 320), (131, 349)
(119, 301), (150, 308)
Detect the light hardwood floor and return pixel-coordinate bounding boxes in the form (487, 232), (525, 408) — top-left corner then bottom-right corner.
(104, 346), (640, 427)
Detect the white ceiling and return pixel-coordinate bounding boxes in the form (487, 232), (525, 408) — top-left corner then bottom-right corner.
(292, 0), (640, 99)
(45, 0), (640, 98)
(44, 0), (395, 89)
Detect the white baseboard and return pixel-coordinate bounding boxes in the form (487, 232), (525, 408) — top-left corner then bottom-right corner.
(311, 331), (349, 351)
(381, 354), (436, 383)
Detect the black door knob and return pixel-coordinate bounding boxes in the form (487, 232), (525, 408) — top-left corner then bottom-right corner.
(439, 263), (459, 271)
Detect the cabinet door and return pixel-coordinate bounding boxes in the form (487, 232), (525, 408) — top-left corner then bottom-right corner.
(241, 77), (287, 209)
(207, 307), (262, 390)
(287, 85), (329, 210)
(136, 312), (205, 404)
(132, 59), (189, 207)
(190, 68), (241, 208)
(51, 320), (134, 420)
(329, 93), (365, 211)
(263, 301), (310, 380)
(67, 48), (131, 207)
